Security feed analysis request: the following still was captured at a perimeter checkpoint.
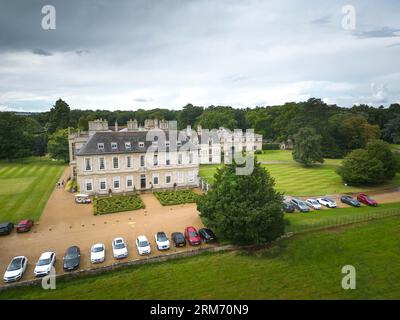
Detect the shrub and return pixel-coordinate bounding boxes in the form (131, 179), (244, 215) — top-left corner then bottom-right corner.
(263, 143), (280, 150)
(254, 150), (263, 154)
(154, 189), (199, 206)
(93, 194), (145, 215)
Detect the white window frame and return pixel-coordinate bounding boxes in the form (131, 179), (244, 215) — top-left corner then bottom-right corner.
(112, 156), (119, 169)
(153, 173), (159, 186)
(99, 157), (106, 170)
(165, 173), (172, 184)
(177, 171), (184, 184)
(98, 143), (104, 150)
(84, 158), (92, 171)
(99, 178), (107, 191)
(140, 155), (145, 167)
(139, 142), (145, 148)
(113, 177), (120, 190)
(178, 153), (183, 165)
(126, 156), (132, 168)
(153, 154), (158, 166)
(189, 152), (193, 164)
(85, 179), (93, 192)
(126, 176), (133, 188)
(188, 171), (195, 183)
(166, 152), (170, 166)
(111, 142), (118, 150)
(125, 142), (131, 149)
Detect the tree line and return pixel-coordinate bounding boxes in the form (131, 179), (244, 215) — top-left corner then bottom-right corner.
(1, 97), (400, 162)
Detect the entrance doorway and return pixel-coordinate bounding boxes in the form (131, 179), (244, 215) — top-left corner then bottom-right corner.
(140, 174), (146, 189)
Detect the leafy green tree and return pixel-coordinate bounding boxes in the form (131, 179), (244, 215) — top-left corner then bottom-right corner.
(382, 115), (400, 144)
(292, 127), (324, 166)
(178, 104), (204, 129)
(47, 99), (71, 133)
(0, 112), (35, 160)
(197, 158), (284, 245)
(47, 129), (69, 162)
(197, 106), (239, 130)
(337, 140), (399, 185)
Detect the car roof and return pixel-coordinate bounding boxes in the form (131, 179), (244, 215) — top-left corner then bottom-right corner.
(157, 231), (166, 236)
(66, 246), (79, 253)
(114, 237), (124, 242)
(137, 235), (148, 241)
(39, 252), (54, 259)
(0, 222), (11, 227)
(186, 226), (197, 230)
(18, 219), (31, 224)
(92, 243), (104, 248)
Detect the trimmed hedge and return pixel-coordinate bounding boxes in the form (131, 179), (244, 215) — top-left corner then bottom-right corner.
(154, 189), (199, 206)
(93, 194), (145, 215)
(262, 143), (281, 150)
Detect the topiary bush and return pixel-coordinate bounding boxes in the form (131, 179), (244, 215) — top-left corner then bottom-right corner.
(154, 189), (199, 206)
(93, 194), (145, 215)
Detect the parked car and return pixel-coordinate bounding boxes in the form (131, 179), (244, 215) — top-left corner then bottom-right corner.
(305, 198), (321, 210)
(0, 222), (14, 235)
(340, 195), (361, 207)
(16, 219), (34, 233)
(136, 235), (151, 255)
(154, 232), (170, 251)
(90, 243), (105, 264)
(3, 256), (28, 283)
(75, 194), (91, 204)
(63, 246), (81, 271)
(290, 198), (310, 212)
(282, 201), (295, 213)
(357, 193), (378, 207)
(199, 228), (217, 243)
(318, 198), (337, 208)
(171, 232), (186, 247)
(34, 252), (56, 277)
(112, 238), (128, 259)
(184, 226), (201, 245)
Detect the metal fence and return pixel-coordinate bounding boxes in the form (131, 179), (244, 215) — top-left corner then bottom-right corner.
(199, 177), (212, 193)
(286, 208), (400, 234)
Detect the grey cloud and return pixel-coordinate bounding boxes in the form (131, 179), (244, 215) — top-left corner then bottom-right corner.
(134, 98), (153, 102)
(32, 48), (52, 56)
(310, 15), (331, 25)
(354, 27), (400, 38)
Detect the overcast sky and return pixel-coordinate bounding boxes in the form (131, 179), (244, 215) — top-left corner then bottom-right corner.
(0, 0), (399, 112)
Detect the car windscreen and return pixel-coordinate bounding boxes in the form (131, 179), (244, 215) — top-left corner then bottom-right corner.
(92, 246), (104, 253)
(189, 231), (198, 237)
(7, 259), (22, 271)
(114, 242), (125, 249)
(139, 241), (149, 247)
(37, 258), (51, 266)
(157, 234), (167, 241)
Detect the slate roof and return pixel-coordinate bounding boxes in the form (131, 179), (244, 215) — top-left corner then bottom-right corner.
(77, 130), (198, 156)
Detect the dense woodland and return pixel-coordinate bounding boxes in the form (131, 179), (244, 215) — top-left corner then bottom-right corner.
(0, 98), (400, 161)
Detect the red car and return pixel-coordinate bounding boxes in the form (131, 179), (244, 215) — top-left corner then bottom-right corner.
(16, 219), (34, 233)
(357, 193), (378, 207)
(184, 226), (201, 246)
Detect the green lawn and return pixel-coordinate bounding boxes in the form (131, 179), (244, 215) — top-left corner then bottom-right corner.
(391, 144), (400, 152)
(2, 216), (400, 299)
(0, 158), (65, 222)
(200, 150), (400, 196)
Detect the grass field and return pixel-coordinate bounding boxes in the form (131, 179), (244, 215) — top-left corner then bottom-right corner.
(2, 216), (400, 299)
(0, 158), (65, 222)
(199, 150), (400, 196)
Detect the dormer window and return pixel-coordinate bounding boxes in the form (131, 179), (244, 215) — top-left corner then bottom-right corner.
(125, 142), (131, 149)
(177, 141), (182, 147)
(98, 143), (104, 150)
(139, 142), (145, 148)
(111, 142), (118, 150)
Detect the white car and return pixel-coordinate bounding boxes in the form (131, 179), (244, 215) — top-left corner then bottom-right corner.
(3, 256), (28, 283)
(318, 197), (337, 208)
(154, 232), (170, 250)
(305, 198), (321, 210)
(34, 252), (56, 277)
(112, 237), (128, 259)
(136, 235), (151, 255)
(90, 243), (105, 263)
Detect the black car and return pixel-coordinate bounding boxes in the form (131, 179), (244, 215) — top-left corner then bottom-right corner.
(282, 202), (295, 213)
(171, 232), (186, 247)
(63, 246), (80, 271)
(340, 195), (361, 207)
(199, 228), (217, 243)
(0, 222), (14, 235)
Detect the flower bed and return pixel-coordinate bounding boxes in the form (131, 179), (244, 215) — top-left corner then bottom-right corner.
(93, 194), (145, 215)
(154, 189), (199, 206)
